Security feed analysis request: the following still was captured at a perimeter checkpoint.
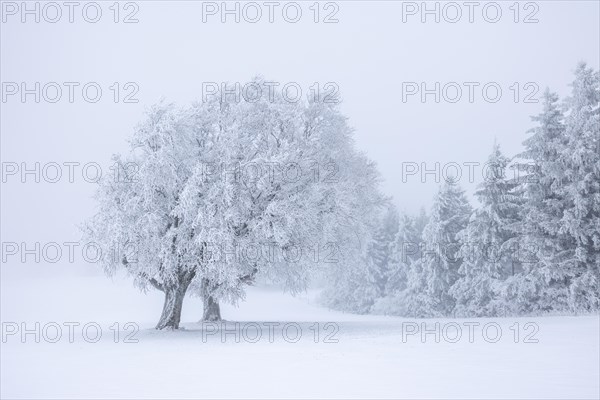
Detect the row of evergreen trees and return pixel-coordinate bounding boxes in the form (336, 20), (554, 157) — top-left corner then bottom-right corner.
(322, 63), (599, 317)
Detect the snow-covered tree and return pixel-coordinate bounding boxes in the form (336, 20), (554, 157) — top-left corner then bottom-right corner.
(450, 143), (521, 316)
(85, 102), (202, 329)
(327, 64), (598, 318)
(507, 89), (571, 313)
(178, 84), (384, 321)
(320, 203), (394, 314)
(367, 205), (399, 296)
(320, 252), (379, 314)
(413, 207), (429, 239)
(386, 213), (421, 293)
(558, 63), (600, 311)
(86, 78), (384, 327)
(414, 182), (472, 317)
(371, 211), (428, 316)
(504, 65), (599, 315)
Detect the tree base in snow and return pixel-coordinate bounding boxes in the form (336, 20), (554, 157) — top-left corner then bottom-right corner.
(202, 294), (222, 322)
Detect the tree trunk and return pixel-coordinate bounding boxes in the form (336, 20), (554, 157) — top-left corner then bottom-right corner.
(202, 292), (222, 321)
(201, 278), (222, 321)
(155, 271), (195, 330)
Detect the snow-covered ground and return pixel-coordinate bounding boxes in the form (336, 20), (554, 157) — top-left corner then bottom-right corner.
(1, 268), (598, 399)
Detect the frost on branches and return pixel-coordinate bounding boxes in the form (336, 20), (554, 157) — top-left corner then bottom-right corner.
(85, 78), (384, 329)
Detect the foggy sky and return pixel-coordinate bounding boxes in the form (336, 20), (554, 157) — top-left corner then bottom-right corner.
(2, 0), (599, 256)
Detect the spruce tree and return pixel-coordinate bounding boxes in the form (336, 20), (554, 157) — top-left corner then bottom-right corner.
(367, 205), (400, 299)
(417, 182), (472, 316)
(509, 89), (570, 313)
(371, 212), (427, 316)
(559, 63), (600, 311)
(450, 143), (521, 316)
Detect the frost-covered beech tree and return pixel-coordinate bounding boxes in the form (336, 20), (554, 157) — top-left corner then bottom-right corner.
(558, 63), (600, 311)
(86, 78), (384, 328)
(177, 84), (384, 321)
(85, 102), (203, 329)
(450, 143), (521, 316)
